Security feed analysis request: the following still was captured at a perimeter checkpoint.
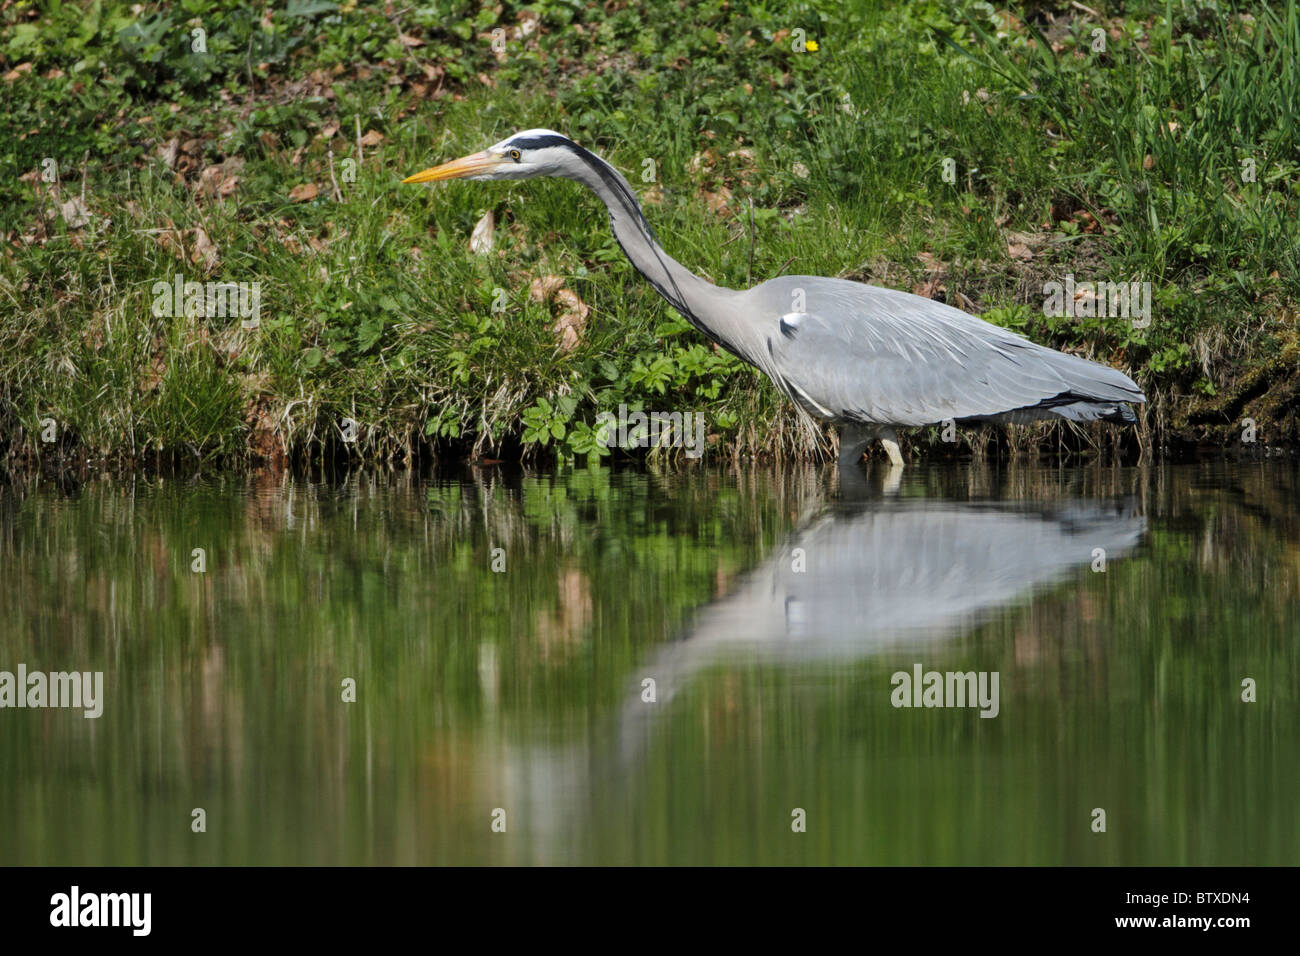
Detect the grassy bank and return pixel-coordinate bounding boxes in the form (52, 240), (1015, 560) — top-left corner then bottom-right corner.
(2, 0), (1298, 472)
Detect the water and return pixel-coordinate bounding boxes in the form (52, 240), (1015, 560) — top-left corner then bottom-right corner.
(0, 461), (1295, 865)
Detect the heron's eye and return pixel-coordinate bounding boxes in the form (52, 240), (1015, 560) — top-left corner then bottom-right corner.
(508, 149), (521, 162)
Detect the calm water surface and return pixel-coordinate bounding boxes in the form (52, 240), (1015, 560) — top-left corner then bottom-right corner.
(0, 461), (1295, 864)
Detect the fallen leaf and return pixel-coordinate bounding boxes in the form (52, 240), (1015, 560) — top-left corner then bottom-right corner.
(289, 183), (319, 203)
(469, 210), (494, 254)
(159, 138), (180, 169)
(2, 63), (33, 83)
(1007, 241), (1033, 261)
(1071, 209), (1100, 233)
(917, 251), (945, 273)
(529, 275), (565, 302)
(155, 228), (185, 259)
(554, 289), (589, 317)
(59, 196), (91, 228)
(912, 278), (945, 299)
(687, 149), (719, 177)
(199, 156), (244, 198)
(191, 227), (219, 271)
(702, 185), (733, 215)
(360, 129), (384, 147)
(552, 289), (590, 353)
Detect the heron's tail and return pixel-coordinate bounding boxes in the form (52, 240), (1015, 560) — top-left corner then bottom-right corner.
(1001, 347), (1145, 425)
(1048, 400), (1138, 424)
(982, 395), (1140, 426)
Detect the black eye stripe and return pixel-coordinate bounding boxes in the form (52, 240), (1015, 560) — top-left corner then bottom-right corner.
(506, 135), (573, 151)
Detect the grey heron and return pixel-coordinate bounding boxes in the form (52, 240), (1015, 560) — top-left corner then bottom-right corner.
(404, 130), (1145, 467)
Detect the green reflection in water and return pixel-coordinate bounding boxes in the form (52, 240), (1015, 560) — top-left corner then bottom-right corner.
(0, 461), (1295, 864)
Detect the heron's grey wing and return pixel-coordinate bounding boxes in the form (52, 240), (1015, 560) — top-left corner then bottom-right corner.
(748, 278), (1144, 426)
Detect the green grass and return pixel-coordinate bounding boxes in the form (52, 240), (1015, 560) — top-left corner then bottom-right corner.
(2, 0), (1299, 471)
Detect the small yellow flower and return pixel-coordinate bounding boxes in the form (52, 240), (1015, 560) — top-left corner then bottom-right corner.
(805, 40), (819, 52)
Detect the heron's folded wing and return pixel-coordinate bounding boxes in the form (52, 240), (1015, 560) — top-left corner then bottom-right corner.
(758, 282), (1143, 426)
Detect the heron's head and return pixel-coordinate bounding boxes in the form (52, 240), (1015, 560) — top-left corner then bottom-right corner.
(402, 129), (583, 184)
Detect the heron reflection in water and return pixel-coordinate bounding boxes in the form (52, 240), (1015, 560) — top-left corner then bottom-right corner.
(490, 487), (1146, 845)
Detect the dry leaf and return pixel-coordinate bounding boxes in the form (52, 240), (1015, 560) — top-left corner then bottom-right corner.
(469, 210), (494, 255)
(917, 251), (945, 273)
(191, 227), (219, 271)
(59, 196), (92, 228)
(912, 278), (945, 299)
(552, 289), (590, 353)
(687, 149), (719, 176)
(199, 156), (244, 199)
(529, 275), (565, 302)
(159, 138), (180, 169)
(3, 63), (33, 83)
(360, 129), (384, 147)
(702, 185), (733, 215)
(289, 183), (319, 203)
(1007, 241), (1033, 261)
(155, 228), (185, 259)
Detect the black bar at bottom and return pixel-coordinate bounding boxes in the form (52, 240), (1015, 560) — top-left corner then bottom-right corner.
(0, 865), (1278, 942)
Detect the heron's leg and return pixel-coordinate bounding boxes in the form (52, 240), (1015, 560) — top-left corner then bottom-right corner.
(837, 423), (874, 468)
(876, 427), (905, 468)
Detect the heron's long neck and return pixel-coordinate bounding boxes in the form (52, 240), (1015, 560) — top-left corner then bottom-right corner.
(563, 153), (741, 350)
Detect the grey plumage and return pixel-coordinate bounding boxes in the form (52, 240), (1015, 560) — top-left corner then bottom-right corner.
(748, 277), (1143, 427)
(405, 130), (1146, 461)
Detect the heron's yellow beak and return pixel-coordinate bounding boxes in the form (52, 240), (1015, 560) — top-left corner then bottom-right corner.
(402, 150), (503, 184)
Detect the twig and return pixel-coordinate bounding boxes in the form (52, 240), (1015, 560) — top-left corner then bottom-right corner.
(328, 149), (343, 202)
